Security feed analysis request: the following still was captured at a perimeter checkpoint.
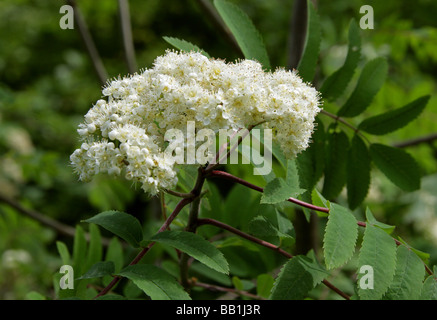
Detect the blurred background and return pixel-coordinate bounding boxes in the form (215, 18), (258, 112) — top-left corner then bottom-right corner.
(0, 0), (436, 299)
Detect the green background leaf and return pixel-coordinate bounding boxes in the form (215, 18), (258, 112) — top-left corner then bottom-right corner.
(163, 36), (210, 58)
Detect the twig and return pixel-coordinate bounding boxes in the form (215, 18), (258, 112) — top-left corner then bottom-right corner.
(118, 0), (137, 74)
(208, 169), (329, 213)
(393, 133), (437, 148)
(66, 0), (108, 86)
(197, 217), (351, 300)
(193, 281), (266, 300)
(94, 197), (193, 298)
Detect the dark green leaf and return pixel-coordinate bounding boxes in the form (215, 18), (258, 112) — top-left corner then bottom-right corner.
(151, 230), (229, 274)
(56, 241), (71, 266)
(118, 265), (191, 300)
(347, 134), (371, 209)
(322, 128), (349, 199)
(83, 210), (143, 247)
(84, 224), (103, 272)
(365, 207), (395, 234)
(420, 274), (437, 300)
(163, 36), (210, 58)
(77, 261), (115, 280)
(320, 19), (361, 101)
(323, 203), (358, 269)
(338, 57), (388, 117)
(257, 274), (275, 299)
(358, 95), (430, 135)
(214, 0), (270, 69)
(369, 143), (421, 191)
(297, 0), (321, 82)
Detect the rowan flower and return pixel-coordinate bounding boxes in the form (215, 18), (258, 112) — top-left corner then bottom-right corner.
(71, 50), (321, 195)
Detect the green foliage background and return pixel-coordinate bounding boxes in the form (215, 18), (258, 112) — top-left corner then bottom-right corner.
(0, 0), (436, 299)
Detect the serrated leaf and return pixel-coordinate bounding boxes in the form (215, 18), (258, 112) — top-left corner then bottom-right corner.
(347, 134), (370, 209)
(384, 245), (425, 300)
(270, 255), (328, 300)
(261, 177), (305, 204)
(77, 261), (115, 280)
(369, 144), (421, 191)
(163, 36), (210, 58)
(420, 274), (437, 300)
(105, 238), (124, 273)
(118, 265), (191, 300)
(322, 128), (349, 200)
(323, 203), (358, 269)
(213, 0), (270, 69)
(297, 0), (321, 82)
(83, 211), (143, 248)
(365, 207), (395, 234)
(338, 57), (388, 117)
(320, 19), (361, 101)
(357, 224), (397, 300)
(151, 230), (229, 274)
(248, 215), (294, 246)
(358, 95), (430, 135)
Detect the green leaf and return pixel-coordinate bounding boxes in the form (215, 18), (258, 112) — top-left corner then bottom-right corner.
(347, 134), (371, 209)
(72, 225), (87, 276)
(261, 177), (305, 204)
(248, 215), (294, 246)
(213, 0), (270, 69)
(358, 95), (430, 135)
(323, 203), (358, 269)
(83, 210), (143, 248)
(322, 128), (349, 199)
(320, 19), (361, 101)
(365, 208), (395, 234)
(384, 245), (425, 300)
(163, 36), (210, 58)
(84, 224), (103, 274)
(77, 261), (115, 280)
(105, 238), (124, 273)
(56, 241), (71, 266)
(420, 274), (437, 300)
(151, 230), (229, 274)
(256, 274), (275, 299)
(357, 224), (397, 300)
(118, 265), (191, 300)
(369, 143), (421, 191)
(338, 57), (388, 117)
(270, 255), (328, 300)
(297, 0), (321, 82)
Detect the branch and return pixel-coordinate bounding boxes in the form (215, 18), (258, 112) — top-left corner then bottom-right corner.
(207, 169), (329, 213)
(94, 197), (193, 298)
(193, 281), (266, 300)
(393, 133), (437, 148)
(197, 217), (351, 300)
(118, 0), (137, 74)
(66, 0), (108, 86)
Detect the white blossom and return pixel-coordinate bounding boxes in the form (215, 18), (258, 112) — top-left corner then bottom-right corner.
(71, 50), (321, 195)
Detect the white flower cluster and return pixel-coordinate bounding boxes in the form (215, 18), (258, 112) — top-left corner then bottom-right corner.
(71, 50), (321, 195)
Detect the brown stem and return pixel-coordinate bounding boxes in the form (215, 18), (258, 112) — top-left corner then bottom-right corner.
(208, 169), (329, 213)
(194, 281), (266, 300)
(197, 218), (350, 300)
(94, 197), (192, 298)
